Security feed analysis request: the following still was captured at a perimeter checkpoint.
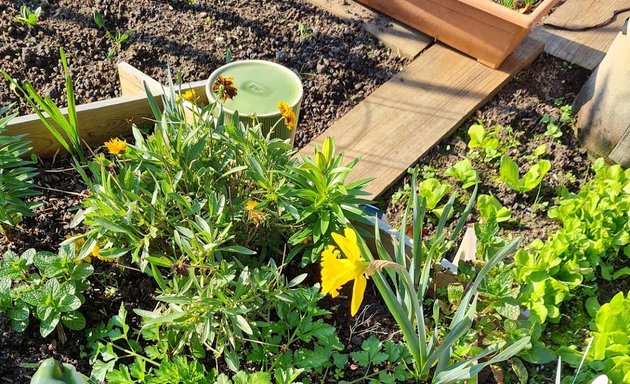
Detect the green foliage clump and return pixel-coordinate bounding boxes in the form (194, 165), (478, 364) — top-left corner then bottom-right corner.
(0, 246), (93, 337)
(0, 105), (40, 234)
(515, 161), (630, 324)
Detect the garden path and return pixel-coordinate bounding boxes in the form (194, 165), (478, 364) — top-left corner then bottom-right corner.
(297, 38), (543, 199)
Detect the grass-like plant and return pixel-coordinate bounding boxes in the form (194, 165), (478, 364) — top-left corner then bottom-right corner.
(0, 105), (40, 239)
(321, 168), (530, 382)
(2, 48), (87, 167)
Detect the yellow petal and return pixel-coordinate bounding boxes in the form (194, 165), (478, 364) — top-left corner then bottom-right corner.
(332, 228), (361, 262)
(351, 274), (367, 316)
(321, 246), (359, 298)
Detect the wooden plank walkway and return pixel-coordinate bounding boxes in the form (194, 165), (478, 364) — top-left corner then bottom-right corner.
(305, 0), (433, 59)
(298, 37), (544, 199)
(531, 0), (630, 70)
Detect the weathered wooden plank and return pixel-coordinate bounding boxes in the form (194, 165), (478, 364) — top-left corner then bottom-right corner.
(5, 64), (211, 158)
(117, 62), (163, 96)
(305, 0), (433, 59)
(531, 0), (630, 70)
(6, 95), (161, 158)
(117, 62), (210, 122)
(298, 37), (544, 199)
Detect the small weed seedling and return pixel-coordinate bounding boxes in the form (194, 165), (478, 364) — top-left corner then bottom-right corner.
(298, 22), (313, 40)
(542, 115), (563, 138)
(559, 104), (573, 124)
(93, 12), (132, 59)
(14, 5), (42, 29)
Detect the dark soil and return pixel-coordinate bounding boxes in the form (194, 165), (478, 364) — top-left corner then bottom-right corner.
(0, 0), (406, 150)
(381, 53), (592, 247)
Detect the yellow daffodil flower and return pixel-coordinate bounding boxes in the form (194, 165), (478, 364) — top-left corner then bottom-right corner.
(321, 228), (371, 316)
(104, 138), (127, 155)
(277, 101), (297, 130)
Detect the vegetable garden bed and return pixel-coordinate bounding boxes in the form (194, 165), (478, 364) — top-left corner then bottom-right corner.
(1, 0), (629, 383)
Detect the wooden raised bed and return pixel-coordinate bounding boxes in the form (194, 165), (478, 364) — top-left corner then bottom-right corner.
(354, 0), (559, 68)
(6, 63), (205, 158)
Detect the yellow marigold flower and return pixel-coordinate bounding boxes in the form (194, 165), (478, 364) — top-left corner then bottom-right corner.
(211, 75), (238, 102)
(245, 200), (265, 225)
(91, 244), (114, 263)
(277, 101), (297, 130)
(181, 88), (197, 102)
(176, 88), (197, 104)
(104, 138), (127, 155)
(321, 228), (371, 316)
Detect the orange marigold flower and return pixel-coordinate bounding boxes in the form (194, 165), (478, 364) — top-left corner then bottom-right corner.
(212, 75), (238, 102)
(277, 101), (297, 130)
(104, 138), (127, 155)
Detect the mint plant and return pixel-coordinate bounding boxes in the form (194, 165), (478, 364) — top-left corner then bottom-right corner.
(0, 105), (40, 238)
(0, 246), (93, 338)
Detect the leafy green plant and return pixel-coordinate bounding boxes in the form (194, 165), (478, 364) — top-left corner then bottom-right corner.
(468, 122), (501, 162)
(14, 5), (42, 29)
(93, 11), (133, 59)
(444, 158), (478, 189)
(542, 115), (563, 138)
(0, 246), (92, 338)
(418, 177), (451, 218)
(557, 293), (628, 383)
(0, 105), (40, 237)
(74, 81), (369, 269)
(345, 336), (413, 383)
(287, 137), (372, 265)
(477, 194), (511, 223)
(585, 292), (630, 383)
(515, 161), (630, 324)
(559, 104), (573, 124)
(297, 22), (313, 40)
(499, 155), (551, 193)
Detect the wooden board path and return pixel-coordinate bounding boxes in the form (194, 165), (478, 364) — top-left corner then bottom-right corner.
(305, 0), (433, 59)
(531, 0), (630, 70)
(298, 37), (544, 199)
